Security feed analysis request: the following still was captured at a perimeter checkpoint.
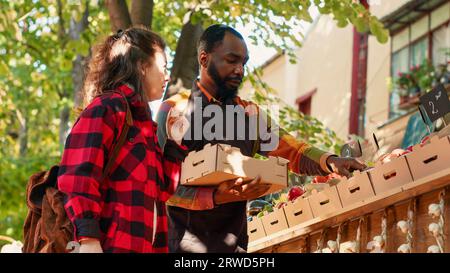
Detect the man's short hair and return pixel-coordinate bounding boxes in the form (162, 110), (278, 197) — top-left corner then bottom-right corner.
(197, 24), (244, 54)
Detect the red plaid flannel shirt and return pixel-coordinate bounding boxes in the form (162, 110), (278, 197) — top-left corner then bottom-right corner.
(57, 85), (174, 253)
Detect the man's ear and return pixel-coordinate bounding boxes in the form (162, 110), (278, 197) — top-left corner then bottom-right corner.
(199, 51), (209, 68)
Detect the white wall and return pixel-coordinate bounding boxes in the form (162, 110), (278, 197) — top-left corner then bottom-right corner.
(365, 0), (413, 136)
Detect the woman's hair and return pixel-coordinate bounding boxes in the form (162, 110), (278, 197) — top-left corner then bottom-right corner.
(81, 26), (166, 107)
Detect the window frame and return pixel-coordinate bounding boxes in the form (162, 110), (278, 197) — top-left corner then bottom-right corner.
(388, 3), (450, 118)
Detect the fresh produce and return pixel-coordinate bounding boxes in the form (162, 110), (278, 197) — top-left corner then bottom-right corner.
(311, 173), (344, 184)
(287, 186), (305, 202)
(376, 148), (410, 164)
(247, 199), (272, 217)
(376, 134), (431, 165)
(256, 204), (274, 218)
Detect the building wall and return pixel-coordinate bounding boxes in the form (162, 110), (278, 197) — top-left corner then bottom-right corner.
(293, 15), (354, 139)
(241, 15), (354, 140)
(365, 0), (412, 138)
(240, 54), (296, 108)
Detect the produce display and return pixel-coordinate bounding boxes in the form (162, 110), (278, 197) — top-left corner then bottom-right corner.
(247, 129), (450, 253)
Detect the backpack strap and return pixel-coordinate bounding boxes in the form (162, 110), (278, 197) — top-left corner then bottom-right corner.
(101, 91), (133, 181)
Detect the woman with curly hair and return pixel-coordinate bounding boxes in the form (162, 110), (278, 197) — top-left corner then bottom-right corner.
(57, 27), (171, 253)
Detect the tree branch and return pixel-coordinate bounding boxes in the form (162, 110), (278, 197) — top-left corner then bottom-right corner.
(130, 0), (154, 28)
(165, 19), (203, 99)
(69, 0), (90, 40)
(56, 0), (66, 44)
(105, 0), (132, 32)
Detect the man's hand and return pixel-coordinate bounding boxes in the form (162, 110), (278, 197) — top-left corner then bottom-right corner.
(326, 156), (367, 177)
(213, 175), (271, 205)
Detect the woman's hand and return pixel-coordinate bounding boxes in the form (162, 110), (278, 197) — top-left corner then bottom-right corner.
(78, 238), (103, 253)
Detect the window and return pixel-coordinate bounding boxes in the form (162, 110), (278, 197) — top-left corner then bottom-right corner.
(411, 38), (428, 67)
(432, 25), (450, 67)
(390, 47), (409, 117)
(296, 88), (316, 116)
(389, 3), (450, 118)
(298, 98), (312, 115)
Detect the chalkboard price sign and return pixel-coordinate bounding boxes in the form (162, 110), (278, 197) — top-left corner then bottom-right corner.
(419, 84), (450, 122)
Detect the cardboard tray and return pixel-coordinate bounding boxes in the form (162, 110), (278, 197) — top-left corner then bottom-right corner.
(180, 143), (289, 195)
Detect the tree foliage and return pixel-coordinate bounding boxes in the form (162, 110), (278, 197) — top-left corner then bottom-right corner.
(0, 0), (387, 243)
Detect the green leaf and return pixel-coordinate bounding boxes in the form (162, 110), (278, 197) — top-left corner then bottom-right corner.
(369, 16), (389, 44)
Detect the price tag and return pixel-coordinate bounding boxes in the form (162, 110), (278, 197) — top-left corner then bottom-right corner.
(419, 84), (450, 122)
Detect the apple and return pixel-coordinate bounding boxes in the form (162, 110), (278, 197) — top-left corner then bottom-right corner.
(288, 186), (305, 202)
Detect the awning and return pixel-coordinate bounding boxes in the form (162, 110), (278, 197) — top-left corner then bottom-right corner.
(381, 0), (448, 33)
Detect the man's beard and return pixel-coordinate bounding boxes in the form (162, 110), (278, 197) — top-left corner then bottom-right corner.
(207, 62), (241, 101)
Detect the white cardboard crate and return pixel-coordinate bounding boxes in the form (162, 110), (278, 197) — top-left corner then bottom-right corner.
(248, 216), (266, 242)
(308, 185), (343, 218)
(405, 135), (450, 181)
(368, 156), (413, 195)
(284, 196), (314, 228)
(180, 143), (289, 197)
(336, 171), (375, 207)
(260, 207), (289, 236)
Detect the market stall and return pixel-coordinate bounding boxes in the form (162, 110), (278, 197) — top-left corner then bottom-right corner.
(247, 129), (450, 253)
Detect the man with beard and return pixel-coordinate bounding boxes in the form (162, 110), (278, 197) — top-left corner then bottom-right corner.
(157, 24), (366, 253)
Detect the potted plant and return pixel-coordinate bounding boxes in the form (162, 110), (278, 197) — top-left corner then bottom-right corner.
(395, 72), (412, 104)
(413, 61), (435, 95)
(408, 65), (421, 97)
(435, 61), (450, 86)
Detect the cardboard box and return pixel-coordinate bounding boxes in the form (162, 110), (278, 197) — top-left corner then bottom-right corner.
(336, 171), (375, 207)
(405, 135), (450, 181)
(247, 216), (266, 242)
(260, 208), (289, 236)
(180, 143), (289, 196)
(308, 185), (343, 218)
(283, 197), (314, 228)
(368, 156), (413, 195)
